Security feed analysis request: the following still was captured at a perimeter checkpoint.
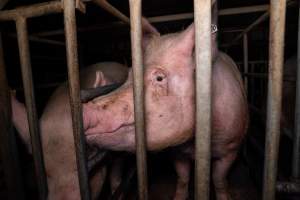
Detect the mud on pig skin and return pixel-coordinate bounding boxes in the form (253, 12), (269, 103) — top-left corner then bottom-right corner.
(11, 62), (128, 200)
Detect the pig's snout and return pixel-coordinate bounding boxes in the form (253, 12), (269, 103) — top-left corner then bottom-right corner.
(83, 99), (134, 136)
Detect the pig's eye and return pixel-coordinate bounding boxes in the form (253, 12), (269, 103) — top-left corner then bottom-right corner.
(156, 76), (164, 82)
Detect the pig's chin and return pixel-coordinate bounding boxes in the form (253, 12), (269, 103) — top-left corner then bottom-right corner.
(86, 122), (135, 136)
(86, 123), (136, 152)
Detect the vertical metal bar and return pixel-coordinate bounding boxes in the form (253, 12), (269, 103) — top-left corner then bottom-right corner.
(194, 0), (212, 200)
(243, 34), (249, 96)
(63, 0), (91, 199)
(250, 63), (255, 104)
(292, 2), (300, 180)
(15, 17), (48, 200)
(0, 32), (25, 200)
(263, 1), (287, 200)
(129, 0), (148, 199)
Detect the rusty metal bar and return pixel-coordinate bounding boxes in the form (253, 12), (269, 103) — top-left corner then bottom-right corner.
(15, 17), (48, 200)
(0, 1), (63, 21)
(129, 0), (148, 199)
(292, 2), (300, 180)
(263, 1), (287, 200)
(63, 0), (91, 199)
(0, 32), (25, 200)
(194, 0), (212, 199)
(243, 34), (249, 95)
(92, 0), (130, 24)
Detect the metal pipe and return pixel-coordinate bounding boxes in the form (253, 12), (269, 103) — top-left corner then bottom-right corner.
(243, 34), (249, 95)
(32, 4), (273, 37)
(0, 32), (25, 200)
(92, 0), (130, 24)
(0, 1), (63, 21)
(194, 0), (212, 199)
(250, 63), (255, 104)
(15, 17), (48, 200)
(263, 1), (287, 200)
(63, 0), (90, 199)
(228, 12), (269, 47)
(6, 33), (65, 46)
(219, 4), (269, 16)
(242, 73), (295, 82)
(227, 0), (295, 47)
(292, 1), (300, 180)
(129, 0), (148, 199)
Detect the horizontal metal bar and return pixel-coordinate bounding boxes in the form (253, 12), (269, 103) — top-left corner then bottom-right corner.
(92, 0), (130, 24)
(150, 4), (270, 24)
(129, 0), (148, 199)
(31, 4), (274, 37)
(0, 1), (63, 21)
(16, 17), (48, 200)
(228, 12), (269, 46)
(194, 0), (212, 199)
(5, 33), (65, 46)
(227, 0), (295, 47)
(63, 0), (91, 199)
(263, 0), (287, 199)
(219, 4), (269, 15)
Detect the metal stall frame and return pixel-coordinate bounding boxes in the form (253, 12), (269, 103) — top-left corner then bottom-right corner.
(263, 1), (287, 200)
(194, 0), (212, 199)
(292, 1), (300, 181)
(0, 1), (91, 199)
(129, 1), (148, 199)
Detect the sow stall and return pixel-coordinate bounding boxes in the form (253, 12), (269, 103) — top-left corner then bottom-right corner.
(0, 0), (299, 199)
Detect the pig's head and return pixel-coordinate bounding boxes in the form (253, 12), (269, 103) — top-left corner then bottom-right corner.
(83, 12), (219, 152)
(84, 24), (194, 152)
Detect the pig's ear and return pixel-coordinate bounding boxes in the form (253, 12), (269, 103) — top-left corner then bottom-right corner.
(141, 17), (160, 50)
(176, 23), (195, 56)
(93, 71), (107, 88)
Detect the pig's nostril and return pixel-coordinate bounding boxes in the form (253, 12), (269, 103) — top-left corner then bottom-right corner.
(156, 76), (163, 82)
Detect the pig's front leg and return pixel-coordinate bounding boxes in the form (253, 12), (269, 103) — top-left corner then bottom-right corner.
(173, 157), (191, 200)
(212, 152), (237, 200)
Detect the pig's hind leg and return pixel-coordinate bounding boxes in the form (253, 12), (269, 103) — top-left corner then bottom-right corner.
(173, 157), (191, 200)
(212, 152), (237, 200)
